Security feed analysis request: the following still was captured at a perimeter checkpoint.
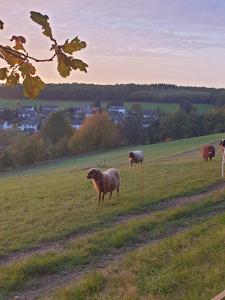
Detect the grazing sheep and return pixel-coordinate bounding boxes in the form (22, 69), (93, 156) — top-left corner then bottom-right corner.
(220, 139), (225, 149)
(87, 168), (120, 203)
(220, 140), (225, 177)
(202, 145), (215, 161)
(128, 150), (144, 167)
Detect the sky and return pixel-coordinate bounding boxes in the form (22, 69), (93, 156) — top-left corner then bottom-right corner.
(1, 0), (225, 87)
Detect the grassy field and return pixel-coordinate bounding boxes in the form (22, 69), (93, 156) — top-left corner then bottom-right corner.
(1, 192), (225, 297)
(0, 98), (214, 113)
(124, 101), (214, 113)
(1, 132), (224, 178)
(51, 212), (225, 300)
(0, 133), (224, 299)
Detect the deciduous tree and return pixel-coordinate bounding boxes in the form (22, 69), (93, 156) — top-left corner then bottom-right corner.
(41, 112), (73, 144)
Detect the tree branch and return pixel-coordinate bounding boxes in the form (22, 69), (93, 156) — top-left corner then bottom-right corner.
(0, 45), (57, 63)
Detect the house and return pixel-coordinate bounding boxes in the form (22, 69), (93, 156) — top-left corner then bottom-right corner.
(18, 118), (39, 133)
(142, 122), (150, 128)
(0, 121), (13, 130)
(20, 109), (38, 119)
(40, 105), (59, 117)
(142, 109), (157, 119)
(41, 105), (58, 111)
(108, 106), (127, 115)
(142, 110), (158, 128)
(73, 106), (94, 118)
(21, 105), (35, 111)
(71, 118), (83, 129)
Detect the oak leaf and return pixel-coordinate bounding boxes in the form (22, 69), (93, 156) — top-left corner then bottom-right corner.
(19, 62), (36, 78)
(0, 47), (24, 66)
(10, 36), (26, 51)
(30, 11), (52, 38)
(57, 53), (72, 78)
(23, 75), (45, 99)
(71, 59), (88, 73)
(6, 72), (20, 86)
(0, 68), (8, 80)
(62, 37), (86, 55)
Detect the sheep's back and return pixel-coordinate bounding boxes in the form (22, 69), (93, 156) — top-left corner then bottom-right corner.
(133, 150), (144, 161)
(103, 168), (120, 191)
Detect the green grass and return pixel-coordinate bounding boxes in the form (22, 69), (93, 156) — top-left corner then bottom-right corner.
(0, 98), (213, 113)
(0, 133), (224, 257)
(0, 152), (224, 258)
(1, 191), (225, 296)
(124, 102), (214, 113)
(1, 132), (224, 177)
(0, 99), (92, 110)
(0, 133), (224, 298)
(48, 209), (225, 300)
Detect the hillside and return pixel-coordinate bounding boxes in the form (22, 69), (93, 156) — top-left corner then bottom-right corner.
(0, 133), (224, 299)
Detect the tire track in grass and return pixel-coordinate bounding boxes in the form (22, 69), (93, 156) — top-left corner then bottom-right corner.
(9, 208), (224, 300)
(1, 180), (225, 268)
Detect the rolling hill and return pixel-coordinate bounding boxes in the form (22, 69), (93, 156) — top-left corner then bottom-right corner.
(0, 133), (224, 300)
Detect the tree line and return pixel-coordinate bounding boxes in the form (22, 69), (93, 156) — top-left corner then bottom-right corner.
(1, 105), (225, 171)
(1, 83), (225, 105)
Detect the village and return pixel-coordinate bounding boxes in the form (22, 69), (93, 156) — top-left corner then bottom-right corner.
(0, 103), (158, 133)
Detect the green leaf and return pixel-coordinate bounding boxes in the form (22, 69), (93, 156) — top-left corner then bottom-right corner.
(71, 59), (88, 73)
(30, 11), (52, 38)
(23, 75), (45, 99)
(0, 68), (8, 80)
(6, 72), (20, 86)
(0, 20), (4, 30)
(19, 62), (36, 78)
(62, 37), (86, 55)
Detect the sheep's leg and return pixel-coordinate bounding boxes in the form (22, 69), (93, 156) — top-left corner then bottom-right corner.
(109, 192), (112, 199)
(98, 192), (101, 204)
(117, 187), (119, 197)
(102, 193), (105, 202)
(222, 160), (224, 178)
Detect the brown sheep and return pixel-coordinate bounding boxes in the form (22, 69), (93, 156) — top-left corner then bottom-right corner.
(202, 145), (215, 161)
(128, 150), (144, 167)
(87, 168), (120, 203)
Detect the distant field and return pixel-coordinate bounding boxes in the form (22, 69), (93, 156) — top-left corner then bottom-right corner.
(0, 98), (92, 109)
(124, 101), (214, 113)
(0, 98), (214, 113)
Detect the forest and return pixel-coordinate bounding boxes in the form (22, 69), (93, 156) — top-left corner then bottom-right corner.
(1, 83), (225, 106)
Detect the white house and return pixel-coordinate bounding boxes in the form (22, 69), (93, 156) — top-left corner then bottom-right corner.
(108, 106), (127, 115)
(21, 105), (35, 111)
(0, 121), (13, 130)
(18, 119), (38, 133)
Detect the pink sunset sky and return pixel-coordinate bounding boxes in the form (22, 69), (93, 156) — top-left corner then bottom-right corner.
(1, 0), (225, 87)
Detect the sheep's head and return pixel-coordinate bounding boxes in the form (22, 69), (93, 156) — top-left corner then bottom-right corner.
(87, 168), (101, 180)
(128, 151), (135, 160)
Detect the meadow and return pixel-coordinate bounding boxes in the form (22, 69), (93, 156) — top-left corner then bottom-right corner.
(0, 133), (224, 299)
(0, 98), (214, 113)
